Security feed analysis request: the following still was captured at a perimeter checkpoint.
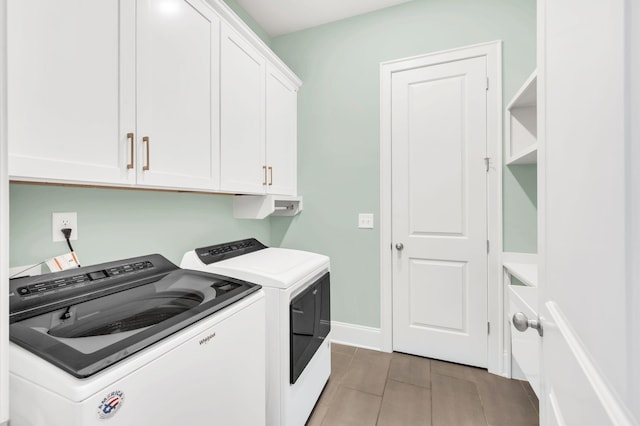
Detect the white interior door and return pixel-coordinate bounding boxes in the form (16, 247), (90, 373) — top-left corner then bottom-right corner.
(136, 0), (219, 190)
(536, 0), (639, 423)
(391, 55), (488, 368)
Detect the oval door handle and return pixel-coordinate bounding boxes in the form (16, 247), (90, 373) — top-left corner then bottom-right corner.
(395, 243), (404, 251)
(512, 312), (543, 337)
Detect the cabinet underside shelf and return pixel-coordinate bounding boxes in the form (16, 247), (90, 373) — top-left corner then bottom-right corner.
(233, 195), (303, 219)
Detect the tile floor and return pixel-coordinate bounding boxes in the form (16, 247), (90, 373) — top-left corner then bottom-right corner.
(306, 344), (539, 426)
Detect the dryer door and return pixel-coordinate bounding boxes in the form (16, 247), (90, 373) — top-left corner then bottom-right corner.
(289, 272), (330, 384)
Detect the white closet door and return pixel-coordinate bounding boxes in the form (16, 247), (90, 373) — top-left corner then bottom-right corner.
(391, 55), (488, 368)
(220, 22), (266, 194)
(136, 0), (220, 191)
(7, 0), (135, 185)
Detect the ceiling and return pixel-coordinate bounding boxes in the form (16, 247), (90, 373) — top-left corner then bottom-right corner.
(233, 0), (414, 37)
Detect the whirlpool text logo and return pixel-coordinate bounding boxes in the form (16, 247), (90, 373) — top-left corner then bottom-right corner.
(199, 332), (216, 345)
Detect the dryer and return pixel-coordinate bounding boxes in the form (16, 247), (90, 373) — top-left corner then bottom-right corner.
(8, 254), (265, 426)
(181, 239), (331, 426)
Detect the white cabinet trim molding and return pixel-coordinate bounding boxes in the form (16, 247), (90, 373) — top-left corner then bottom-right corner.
(203, 0), (301, 88)
(379, 41), (504, 375)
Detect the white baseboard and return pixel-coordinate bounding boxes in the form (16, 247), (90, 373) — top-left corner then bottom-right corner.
(330, 321), (384, 351)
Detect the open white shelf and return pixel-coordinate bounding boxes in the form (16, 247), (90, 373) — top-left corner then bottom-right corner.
(503, 251), (538, 287)
(506, 71), (537, 165)
(503, 261), (538, 287)
(507, 143), (537, 165)
(503, 71), (539, 397)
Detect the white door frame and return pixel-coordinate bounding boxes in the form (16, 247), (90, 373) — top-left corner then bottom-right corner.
(1, 0), (9, 422)
(379, 41), (504, 375)
(631, 0), (640, 415)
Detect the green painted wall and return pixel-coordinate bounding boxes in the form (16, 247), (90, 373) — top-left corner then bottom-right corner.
(504, 164), (537, 252)
(271, 0), (537, 327)
(9, 183), (271, 269)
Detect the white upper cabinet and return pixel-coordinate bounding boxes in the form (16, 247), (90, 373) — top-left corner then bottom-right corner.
(7, 0), (136, 185)
(219, 24), (300, 196)
(265, 64), (298, 196)
(220, 22), (266, 194)
(8, 0), (220, 191)
(7, 0), (300, 196)
(136, 0), (220, 190)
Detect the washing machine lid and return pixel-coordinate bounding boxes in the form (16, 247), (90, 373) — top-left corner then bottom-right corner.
(9, 254), (260, 378)
(203, 247), (330, 289)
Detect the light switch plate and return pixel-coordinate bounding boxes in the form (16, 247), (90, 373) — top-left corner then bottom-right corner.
(358, 213), (374, 229)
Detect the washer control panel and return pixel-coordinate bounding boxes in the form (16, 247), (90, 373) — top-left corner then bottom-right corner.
(9, 254), (176, 322)
(15, 261), (154, 298)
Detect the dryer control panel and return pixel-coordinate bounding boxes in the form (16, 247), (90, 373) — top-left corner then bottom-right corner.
(195, 238), (267, 265)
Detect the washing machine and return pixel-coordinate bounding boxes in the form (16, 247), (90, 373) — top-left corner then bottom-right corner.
(8, 254), (265, 426)
(181, 238), (331, 426)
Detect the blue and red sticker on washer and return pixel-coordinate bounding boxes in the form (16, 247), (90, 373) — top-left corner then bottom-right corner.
(97, 390), (125, 420)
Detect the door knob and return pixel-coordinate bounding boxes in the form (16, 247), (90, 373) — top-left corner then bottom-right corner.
(512, 312), (543, 337)
(395, 243), (404, 251)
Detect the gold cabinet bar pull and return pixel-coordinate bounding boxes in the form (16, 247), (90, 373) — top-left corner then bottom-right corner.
(262, 165), (267, 185)
(127, 133), (134, 169)
(143, 136), (150, 171)
(268, 166), (273, 186)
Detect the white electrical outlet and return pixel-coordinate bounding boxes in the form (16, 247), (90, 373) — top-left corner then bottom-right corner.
(52, 212), (78, 242)
(358, 213), (374, 229)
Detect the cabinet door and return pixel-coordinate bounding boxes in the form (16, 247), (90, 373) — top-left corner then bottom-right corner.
(265, 64), (298, 196)
(7, 0), (136, 185)
(220, 23), (266, 194)
(136, 0), (220, 191)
